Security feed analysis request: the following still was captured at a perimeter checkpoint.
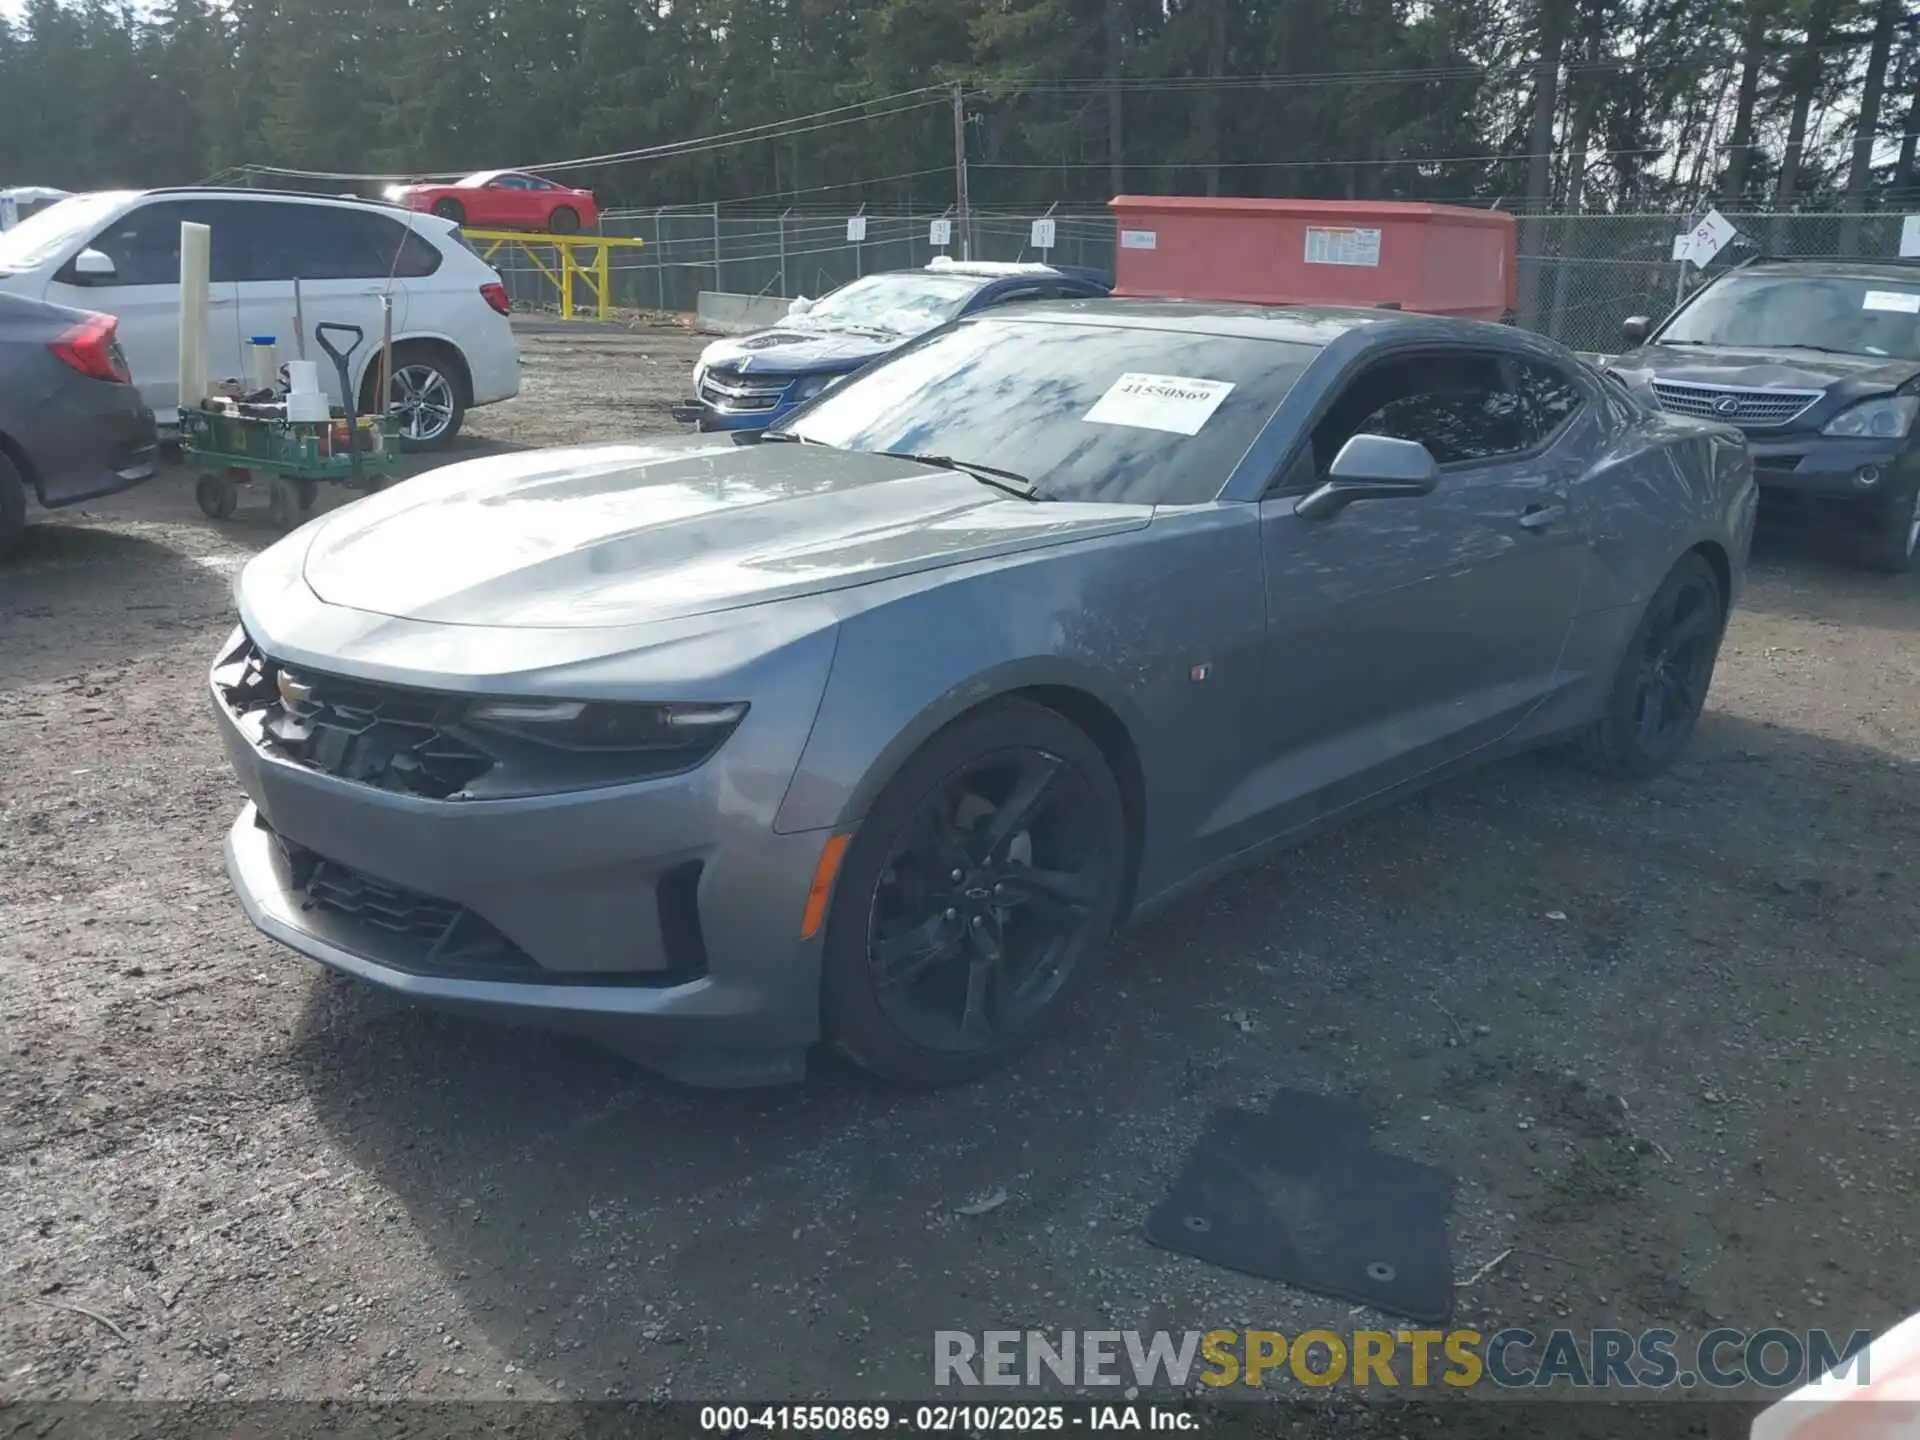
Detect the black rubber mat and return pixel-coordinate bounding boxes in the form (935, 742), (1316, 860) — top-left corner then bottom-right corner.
(1145, 1095), (1456, 1323)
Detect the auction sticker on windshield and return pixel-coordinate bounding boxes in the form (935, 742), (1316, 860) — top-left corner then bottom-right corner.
(1084, 373), (1235, 436)
(1862, 290), (1920, 314)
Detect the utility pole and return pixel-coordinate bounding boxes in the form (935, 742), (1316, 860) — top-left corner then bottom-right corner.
(951, 82), (972, 261)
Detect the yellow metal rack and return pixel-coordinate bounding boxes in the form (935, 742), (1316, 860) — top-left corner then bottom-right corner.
(461, 228), (645, 320)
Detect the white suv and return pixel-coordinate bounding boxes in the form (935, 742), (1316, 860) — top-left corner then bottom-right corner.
(0, 187), (519, 449)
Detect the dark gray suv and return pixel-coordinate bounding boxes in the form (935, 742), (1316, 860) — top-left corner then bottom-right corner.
(1606, 257), (1920, 572)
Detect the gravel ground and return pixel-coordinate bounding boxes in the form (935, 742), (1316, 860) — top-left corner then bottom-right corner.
(3, 324), (1918, 1418)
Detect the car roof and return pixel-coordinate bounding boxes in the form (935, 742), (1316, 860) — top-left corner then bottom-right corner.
(921, 258), (1081, 281)
(129, 185), (414, 212)
(1729, 257), (1920, 284)
(954, 296), (1529, 346)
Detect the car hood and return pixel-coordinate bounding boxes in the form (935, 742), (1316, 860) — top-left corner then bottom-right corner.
(1613, 343), (1920, 392)
(297, 437), (1151, 629)
(699, 325), (899, 377)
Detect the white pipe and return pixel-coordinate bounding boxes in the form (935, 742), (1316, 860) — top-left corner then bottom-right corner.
(177, 221), (211, 412)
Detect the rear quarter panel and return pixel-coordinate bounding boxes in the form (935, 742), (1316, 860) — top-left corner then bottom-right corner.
(773, 505), (1270, 903)
(1575, 407), (1753, 615)
(391, 234), (520, 405)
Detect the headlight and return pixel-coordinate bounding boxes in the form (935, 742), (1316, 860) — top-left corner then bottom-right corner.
(1823, 395), (1920, 439)
(790, 372), (849, 402)
(464, 698), (747, 755)
(692, 362), (708, 391)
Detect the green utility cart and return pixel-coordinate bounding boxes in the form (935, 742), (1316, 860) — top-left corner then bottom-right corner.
(181, 321), (400, 526)
(181, 405), (399, 525)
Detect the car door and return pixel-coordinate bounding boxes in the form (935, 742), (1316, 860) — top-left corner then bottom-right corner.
(1243, 345), (1591, 838)
(235, 201), (410, 403)
(43, 197), (250, 415)
(489, 176), (543, 229)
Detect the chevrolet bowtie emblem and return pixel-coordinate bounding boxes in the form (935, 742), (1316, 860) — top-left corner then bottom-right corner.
(276, 670), (314, 706)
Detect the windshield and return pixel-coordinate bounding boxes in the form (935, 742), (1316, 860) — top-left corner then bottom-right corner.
(0, 191), (131, 272)
(1659, 273), (1920, 361)
(780, 316), (1320, 505)
(802, 272), (990, 337)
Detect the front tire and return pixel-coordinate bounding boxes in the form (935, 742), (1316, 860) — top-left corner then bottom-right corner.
(1857, 487), (1919, 575)
(431, 198), (465, 224)
(822, 700), (1129, 1087)
(1570, 552), (1725, 780)
(0, 450), (26, 559)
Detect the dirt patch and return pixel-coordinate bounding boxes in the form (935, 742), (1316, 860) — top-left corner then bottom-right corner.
(2, 326), (1917, 1410)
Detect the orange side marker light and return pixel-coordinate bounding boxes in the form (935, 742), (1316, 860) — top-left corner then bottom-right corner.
(800, 832), (853, 940)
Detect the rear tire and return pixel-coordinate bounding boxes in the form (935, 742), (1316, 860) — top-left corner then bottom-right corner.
(366, 343), (467, 451)
(1856, 487), (1919, 575)
(0, 451), (27, 559)
(1569, 553), (1725, 780)
(548, 206), (581, 235)
(431, 198), (465, 224)
(822, 700), (1129, 1087)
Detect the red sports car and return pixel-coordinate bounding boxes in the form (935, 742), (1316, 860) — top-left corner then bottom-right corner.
(386, 171), (598, 234)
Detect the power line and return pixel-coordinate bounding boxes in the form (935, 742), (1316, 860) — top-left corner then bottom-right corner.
(239, 89), (947, 184)
(969, 41), (1890, 95)
(623, 165), (956, 211)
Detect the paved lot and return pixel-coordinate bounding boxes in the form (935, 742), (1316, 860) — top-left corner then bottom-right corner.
(3, 326), (1917, 1416)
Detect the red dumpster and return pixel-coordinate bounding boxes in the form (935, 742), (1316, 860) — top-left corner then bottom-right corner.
(1108, 196), (1517, 320)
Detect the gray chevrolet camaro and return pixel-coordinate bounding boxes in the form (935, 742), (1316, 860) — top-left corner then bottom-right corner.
(212, 300), (1757, 1088)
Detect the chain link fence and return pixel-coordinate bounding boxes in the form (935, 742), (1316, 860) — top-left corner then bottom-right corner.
(487, 204), (1913, 354)
(489, 207), (1119, 316)
(1514, 210), (1914, 353)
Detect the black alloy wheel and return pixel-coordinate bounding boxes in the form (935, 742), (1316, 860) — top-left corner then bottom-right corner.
(824, 701), (1127, 1086)
(1572, 552), (1725, 779)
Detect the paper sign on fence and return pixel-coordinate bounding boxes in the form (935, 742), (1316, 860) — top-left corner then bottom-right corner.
(1678, 209), (1737, 267)
(1083, 373), (1234, 436)
(1031, 217), (1057, 250)
(928, 218), (952, 248)
(1901, 215), (1920, 258)
(846, 215), (867, 243)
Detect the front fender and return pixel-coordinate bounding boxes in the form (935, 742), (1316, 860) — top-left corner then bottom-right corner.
(771, 507), (1268, 855)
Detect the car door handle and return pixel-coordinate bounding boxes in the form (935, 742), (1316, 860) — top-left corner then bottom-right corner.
(1519, 504), (1565, 531)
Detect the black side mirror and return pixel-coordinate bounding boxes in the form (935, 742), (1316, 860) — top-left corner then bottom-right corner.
(1621, 315), (1651, 346)
(1294, 434), (1440, 521)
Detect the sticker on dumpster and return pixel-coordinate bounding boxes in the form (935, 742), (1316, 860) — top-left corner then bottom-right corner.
(1304, 226), (1382, 267)
(1083, 373), (1235, 435)
(1121, 229), (1158, 250)
(1862, 289), (1920, 314)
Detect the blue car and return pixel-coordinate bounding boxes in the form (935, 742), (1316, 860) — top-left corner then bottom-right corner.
(675, 259), (1112, 433)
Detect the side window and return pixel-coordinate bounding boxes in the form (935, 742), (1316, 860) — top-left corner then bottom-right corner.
(1308, 351), (1531, 473)
(1510, 359), (1585, 447)
(244, 204), (426, 282)
(84, 200), (246, 285)
(393, 228), (445, 278)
